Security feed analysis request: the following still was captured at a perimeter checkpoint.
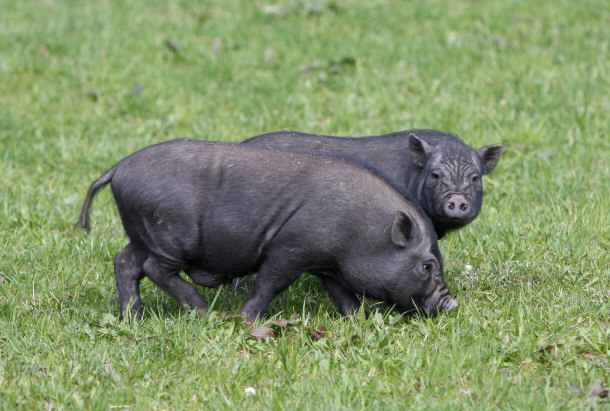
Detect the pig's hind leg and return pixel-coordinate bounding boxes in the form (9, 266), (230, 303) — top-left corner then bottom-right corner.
(142, 255), (209, 315)
(114, 243), (147, 320)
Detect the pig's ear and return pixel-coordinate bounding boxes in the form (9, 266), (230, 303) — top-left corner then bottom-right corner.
(391, 209), (417, 247)
(408, 133), (431, 168)
(477, 144), (503, 174)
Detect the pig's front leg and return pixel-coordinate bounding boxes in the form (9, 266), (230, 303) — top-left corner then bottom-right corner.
(240, 262), (301, 321)
(320, 275), (361, 318)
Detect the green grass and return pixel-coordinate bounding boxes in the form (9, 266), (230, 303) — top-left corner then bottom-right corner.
(1, 0), (608, 408)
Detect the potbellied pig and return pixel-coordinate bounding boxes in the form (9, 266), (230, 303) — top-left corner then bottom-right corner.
(76, 139), (459, 320)
(243, 129), (502, 239)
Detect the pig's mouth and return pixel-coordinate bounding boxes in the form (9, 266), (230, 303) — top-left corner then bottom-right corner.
(406, 293), (460, 317)
(435, 211), (476, 231)
(434, 215), (471, 233)
(396, 293), (460, 317)
(443, 216), (469, 223)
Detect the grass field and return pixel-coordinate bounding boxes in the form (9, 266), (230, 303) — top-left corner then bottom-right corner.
(1, 0), (608, 409)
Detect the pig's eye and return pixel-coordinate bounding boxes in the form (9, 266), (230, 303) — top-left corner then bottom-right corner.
(422, 263), (433, 274)
(472, 175), (480, 183)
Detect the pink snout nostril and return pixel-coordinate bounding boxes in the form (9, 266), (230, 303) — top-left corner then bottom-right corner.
(444, 195), (470, 219)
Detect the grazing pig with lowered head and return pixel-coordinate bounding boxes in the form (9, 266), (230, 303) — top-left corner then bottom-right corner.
(243, 129), (502, 239)
(76, 139), (459, 321)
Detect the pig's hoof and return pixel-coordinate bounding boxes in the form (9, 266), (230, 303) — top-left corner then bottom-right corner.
(121, 309), (143, 322)
(182, 303), (208, 316)
(240, 310), (261, 324)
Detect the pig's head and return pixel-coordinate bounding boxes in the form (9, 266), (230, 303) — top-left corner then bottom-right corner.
(346, 208), (459, 316)
(409, 133), (502, 238)
(387, 209), (459, 315)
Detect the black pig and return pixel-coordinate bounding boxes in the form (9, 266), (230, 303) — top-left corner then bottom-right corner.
(243, 130), (502, 239)
(76, 139), (458, 320)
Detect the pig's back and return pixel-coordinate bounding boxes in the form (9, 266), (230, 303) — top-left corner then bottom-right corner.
(110, 139), (426, 271)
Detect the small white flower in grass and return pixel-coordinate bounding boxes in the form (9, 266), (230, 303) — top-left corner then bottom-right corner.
(245, 387), (256, 396)
(465, 264), (474, 272)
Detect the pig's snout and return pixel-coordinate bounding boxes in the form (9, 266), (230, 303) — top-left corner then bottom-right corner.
(422, 290), (460, 315)
(444, 194), (470, 219)
(439, 296), (460, 313)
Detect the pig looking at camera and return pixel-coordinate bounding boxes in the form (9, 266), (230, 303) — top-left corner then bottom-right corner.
(243, 129), (502, 239)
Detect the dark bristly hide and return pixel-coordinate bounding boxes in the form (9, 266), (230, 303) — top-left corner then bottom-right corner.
(243, 129), (502, 239)
(76, 139), (458, 321)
